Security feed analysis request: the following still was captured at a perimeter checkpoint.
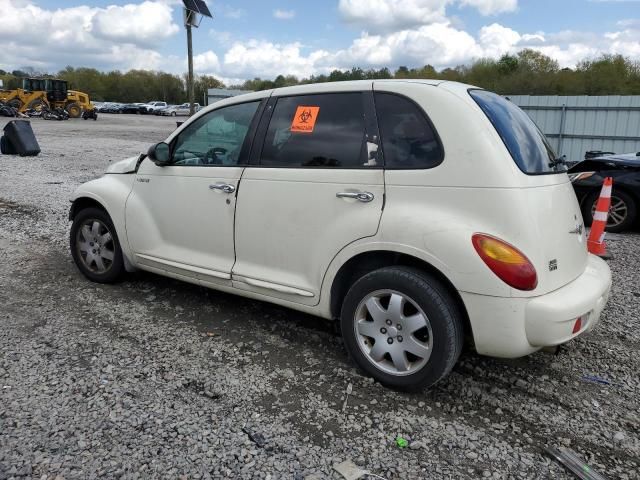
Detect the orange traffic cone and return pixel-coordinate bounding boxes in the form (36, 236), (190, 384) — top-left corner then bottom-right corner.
(587, 177), (613, 257)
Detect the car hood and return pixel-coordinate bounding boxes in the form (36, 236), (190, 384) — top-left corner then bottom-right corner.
(106, 155), (140, 174)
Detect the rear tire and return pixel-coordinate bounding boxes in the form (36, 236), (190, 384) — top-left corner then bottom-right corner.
(340, 267), (464, 391)
(70, 207), (124, 283)
(583, 189), (637, 233)
(66, 102), (81, 118)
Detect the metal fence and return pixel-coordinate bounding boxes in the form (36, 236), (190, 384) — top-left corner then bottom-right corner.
(509, 95), (640, 162)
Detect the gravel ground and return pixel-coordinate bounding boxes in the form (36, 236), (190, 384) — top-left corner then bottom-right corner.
(0, 115), (638, 480)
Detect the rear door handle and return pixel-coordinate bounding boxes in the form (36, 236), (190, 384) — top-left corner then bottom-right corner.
(209, 183), (235, 194)
(336, 191), (374, 203)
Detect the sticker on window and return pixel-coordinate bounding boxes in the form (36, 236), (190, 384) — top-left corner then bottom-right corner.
(291, 106), (320, 133)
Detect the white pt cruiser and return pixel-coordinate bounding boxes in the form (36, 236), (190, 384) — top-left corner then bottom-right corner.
(69, 80), (612, 390)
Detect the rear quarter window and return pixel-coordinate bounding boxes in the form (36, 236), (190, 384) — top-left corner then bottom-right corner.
(469, 89), (563, 175)
(374, 92), (443, 169)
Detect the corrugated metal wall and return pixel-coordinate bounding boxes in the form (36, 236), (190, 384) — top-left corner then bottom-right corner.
(508, 95), (640, 162)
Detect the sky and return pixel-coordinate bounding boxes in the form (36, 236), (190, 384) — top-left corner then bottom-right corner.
(1, 0), (639, 84)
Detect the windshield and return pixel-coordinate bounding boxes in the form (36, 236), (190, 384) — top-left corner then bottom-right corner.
(469, 89), (564, 175)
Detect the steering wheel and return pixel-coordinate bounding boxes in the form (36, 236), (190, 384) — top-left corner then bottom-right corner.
(204, 147), (227, 165)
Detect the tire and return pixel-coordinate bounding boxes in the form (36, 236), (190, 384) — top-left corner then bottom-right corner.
(70, 207), (124, 283)
(171, 112), (176, 117)
(340, 266), (464, 391)
(27, 99), (47, 112)
(66, 102), (81, 118)
(7, 99), (23, 110)
(583, 189), (637, 233)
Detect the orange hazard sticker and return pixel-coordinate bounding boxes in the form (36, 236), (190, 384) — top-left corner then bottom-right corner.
(291, 106), (320, 133)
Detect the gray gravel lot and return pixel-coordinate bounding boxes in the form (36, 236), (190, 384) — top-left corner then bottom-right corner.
(0, 115), (638, 479)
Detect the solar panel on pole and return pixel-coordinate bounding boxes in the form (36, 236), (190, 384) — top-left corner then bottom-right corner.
(182, 0), (212, 17)
(182, 0), (198, 13)
(194, 0), (212, 17)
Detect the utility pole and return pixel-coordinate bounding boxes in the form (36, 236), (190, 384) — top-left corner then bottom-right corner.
(182, 0), (212, 117)
(186, 19), (195, 116)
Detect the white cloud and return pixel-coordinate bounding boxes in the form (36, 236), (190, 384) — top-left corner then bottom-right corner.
(93, 2), (178, 46)
(194, 50), (221, 72)
(1, 0), (639, 84)
(478, 23), (521, 57)
(338, 0), (451, 32)
(331, 22), (481, 68)
(0, 0), (179, 71)
(337, 0), (517, 32)
(222, 40), (331, 78)
(459, 0), (517, 15)
(273, 9), (296, 20)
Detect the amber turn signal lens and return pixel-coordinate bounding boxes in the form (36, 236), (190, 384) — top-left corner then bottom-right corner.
(472, 233), (538, 291)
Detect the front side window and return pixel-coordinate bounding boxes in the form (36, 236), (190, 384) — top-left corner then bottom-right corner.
(261, 93), (370, 168)
(172, 101), (259, 166)
(374, 92), (443, 169)
(469, 90), (562, 174)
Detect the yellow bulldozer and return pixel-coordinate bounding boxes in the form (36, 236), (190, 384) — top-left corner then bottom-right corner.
(0, 78), (95, 118)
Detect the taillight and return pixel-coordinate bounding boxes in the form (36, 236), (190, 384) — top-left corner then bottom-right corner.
(472, 233), (538, 291)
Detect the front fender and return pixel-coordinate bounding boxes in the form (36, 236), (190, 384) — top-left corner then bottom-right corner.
(70, 174), (136, 263)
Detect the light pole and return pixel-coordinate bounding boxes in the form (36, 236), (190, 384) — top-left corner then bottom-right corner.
(182, 0), (212, 116)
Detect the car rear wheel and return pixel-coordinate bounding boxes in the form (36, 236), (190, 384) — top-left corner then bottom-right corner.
(70, 207), (124, 283)
(340, 267), (464, 391)
(585, 190), (637, 233)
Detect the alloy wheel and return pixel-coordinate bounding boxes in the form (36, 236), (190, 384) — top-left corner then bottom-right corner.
(75, 219), (115, 273)
(354, 289), (433, 376)
(592, 195), (627, 228)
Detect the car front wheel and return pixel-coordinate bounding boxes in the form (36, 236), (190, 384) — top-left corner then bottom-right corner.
(340, 267), (464, 391)
(70, 207), (124, 283)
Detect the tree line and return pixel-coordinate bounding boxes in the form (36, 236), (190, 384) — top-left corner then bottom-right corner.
(1, 50), (639, 103)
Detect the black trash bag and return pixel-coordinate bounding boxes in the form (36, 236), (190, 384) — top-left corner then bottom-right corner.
(0, 135), (17, 154)
(2, 120), (40, 156)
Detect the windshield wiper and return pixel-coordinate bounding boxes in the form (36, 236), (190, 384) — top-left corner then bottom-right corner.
(549, 155), (567, 169)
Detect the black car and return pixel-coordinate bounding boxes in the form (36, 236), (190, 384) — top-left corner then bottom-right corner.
(120, 104), (142, 114)
(569, 152), (640, 232)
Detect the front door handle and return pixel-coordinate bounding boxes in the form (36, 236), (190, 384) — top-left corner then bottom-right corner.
(336, 191), (374, 203)
(209, 183), (235, 194)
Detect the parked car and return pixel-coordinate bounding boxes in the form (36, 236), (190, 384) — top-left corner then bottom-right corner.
(153, 105), (172, 116)
(140, 101), (167, 114)
(96, 102), (115, 113)
(121, 103), (144, 114)
(569, 151), (640, 232)
(161, 103), (202, 116)
(98, 103), (124, 114)
(68, 80), (612, 390)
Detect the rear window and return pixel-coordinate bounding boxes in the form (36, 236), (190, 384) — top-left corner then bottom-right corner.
(469, 90), (563, 175)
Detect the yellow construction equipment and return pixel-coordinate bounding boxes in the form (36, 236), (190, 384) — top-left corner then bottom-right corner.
(0, 78), (95, 118)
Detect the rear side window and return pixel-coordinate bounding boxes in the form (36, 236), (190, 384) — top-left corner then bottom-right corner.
(374, 92), (443, 169)
(469, 90), (562, 174)
(261, 93), (368, 168)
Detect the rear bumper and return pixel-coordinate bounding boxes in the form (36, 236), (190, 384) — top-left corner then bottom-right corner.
(461, 254), (612, 358)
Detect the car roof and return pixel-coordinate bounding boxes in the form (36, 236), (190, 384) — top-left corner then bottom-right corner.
(196, 79), (480, 116)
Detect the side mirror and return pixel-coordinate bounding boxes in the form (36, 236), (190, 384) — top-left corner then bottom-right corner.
(147, 142), (171, 166)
